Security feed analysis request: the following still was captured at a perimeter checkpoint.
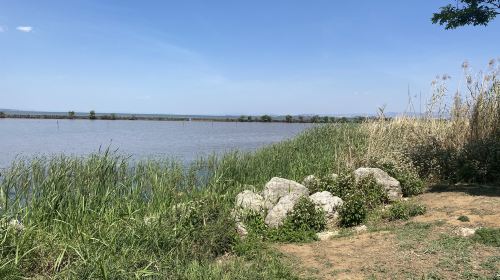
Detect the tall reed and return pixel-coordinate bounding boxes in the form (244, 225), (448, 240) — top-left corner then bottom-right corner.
(365, 60), (500, 182)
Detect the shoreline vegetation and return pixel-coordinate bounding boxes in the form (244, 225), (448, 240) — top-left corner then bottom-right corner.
(0, 111), (376, 124)
(0, 62), (498, 279)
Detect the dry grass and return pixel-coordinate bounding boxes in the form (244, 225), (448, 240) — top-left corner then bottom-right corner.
(364, 59), (500, 183)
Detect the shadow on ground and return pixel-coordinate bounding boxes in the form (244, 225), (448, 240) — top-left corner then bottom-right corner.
(427, 183), (500, 197)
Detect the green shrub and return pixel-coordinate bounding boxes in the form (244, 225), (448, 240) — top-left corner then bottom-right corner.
(378, 161), (425, 196)
(326, 172), (355, 198)
(286, 197), (326, 232)
(339, 193), (367, 227)
(457, 215), (470, 222)
(472, 227), (500, 247)
(303, 176), (328, 194)
(457, 136), (500, 183)
(241, 211), (268, 238)
(356, 175), (388, 209)
(242, 197), (325, 243)
(267, 223), (318, 243)
(386, 201), (426, 221)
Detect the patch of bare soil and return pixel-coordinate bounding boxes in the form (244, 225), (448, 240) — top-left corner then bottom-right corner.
(413, 186), (500, 228)
(278, 185), (500, 279)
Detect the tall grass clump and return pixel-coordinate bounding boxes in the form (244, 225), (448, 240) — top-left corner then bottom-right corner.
(365, 60), (500, 184)
(0, 153), (246, 279)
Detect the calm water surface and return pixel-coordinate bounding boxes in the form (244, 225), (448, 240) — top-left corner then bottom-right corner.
(0, 119), (312, 168)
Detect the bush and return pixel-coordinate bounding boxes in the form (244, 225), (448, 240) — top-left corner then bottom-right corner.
(303, 176), (328, 194)
(356, 175), (388, 209)
(457, 215), (470, 222)
(386, 201), (426, 221)
(267, 223), (318, 243)
(326, 172), (356, 198)
(242, 197), (325, 243)
(286, 197), (326, 232)
(339, 193), (367, 227)
(472, 227), (500, 247)
(456, 135), (500, 183)
(378, 161), (426, 196)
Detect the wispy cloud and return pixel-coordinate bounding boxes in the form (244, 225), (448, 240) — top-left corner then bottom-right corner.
(0, 26), (6, 32)
(16, 26), (33, 32)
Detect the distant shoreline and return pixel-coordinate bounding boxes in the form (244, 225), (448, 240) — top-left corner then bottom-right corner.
(0, 112), (373, 124)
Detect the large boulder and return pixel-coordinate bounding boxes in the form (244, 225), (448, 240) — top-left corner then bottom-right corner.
(309, 191), (343, 217)
(235, 190), (268, 212)
(265, 193), (306, 228)
(354, 168), (402, 200)
(262, 177), (309, 206)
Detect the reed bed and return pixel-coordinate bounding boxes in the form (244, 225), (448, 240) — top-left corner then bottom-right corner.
(365, 60), (500, 183)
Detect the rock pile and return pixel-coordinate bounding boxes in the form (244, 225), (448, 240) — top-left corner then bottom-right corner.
(234, 168), (402, 237)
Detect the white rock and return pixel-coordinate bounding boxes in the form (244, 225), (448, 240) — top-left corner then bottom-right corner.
(354, 167), (402, 200)
(354, 225), (367, 233)
(265, 193), (306, 228)
(316, 231), (339, 241)
(309, 191), (343, 217)
(235, 190), (268, 212)
(8, 219), (24, 231)
(262, 177), (309, 206)
(236, 222), (248, 237)
(458, 227), (476, 237)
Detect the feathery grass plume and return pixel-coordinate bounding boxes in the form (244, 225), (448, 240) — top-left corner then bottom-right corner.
(364, 60), (500, 183)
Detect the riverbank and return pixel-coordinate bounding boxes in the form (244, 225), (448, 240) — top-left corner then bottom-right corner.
(0, 119), (498, 279)
(0, 124), (362, 279)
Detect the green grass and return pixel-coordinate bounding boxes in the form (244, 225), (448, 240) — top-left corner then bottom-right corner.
(0, 124), (366, 279)
(386, 201), (427, 221)
(473, 228), (500, 247)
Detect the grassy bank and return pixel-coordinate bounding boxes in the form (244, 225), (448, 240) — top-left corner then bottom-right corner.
(0, 124), (366, 279)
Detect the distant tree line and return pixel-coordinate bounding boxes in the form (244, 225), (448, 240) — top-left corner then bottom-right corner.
(0, 110), (381, 124)
(235, 114), (377, 123)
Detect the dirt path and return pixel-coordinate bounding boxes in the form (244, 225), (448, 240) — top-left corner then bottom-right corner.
(278, 185), (500, 279)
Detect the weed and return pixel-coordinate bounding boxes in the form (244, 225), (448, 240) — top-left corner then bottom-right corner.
(386, 201), (426, 221)
(472, 228), (500, 247)
(457, 215), (470, 222)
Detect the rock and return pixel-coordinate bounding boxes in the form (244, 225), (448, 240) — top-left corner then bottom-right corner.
(354, 167), (402, 200)
(309, 191), (343, 217)
(235, 190), (268, 212)
(8, 219), (24, 231)
(316, 231), (339, 241)
(354, 225), (367, 233)
(262, 177), (309, 206)
(265, 193), (306, 228)
(236, 222), (248, 237)
(458, 227), (476, 237)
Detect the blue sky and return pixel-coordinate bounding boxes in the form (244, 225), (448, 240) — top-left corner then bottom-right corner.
(1, 1), (499, 115)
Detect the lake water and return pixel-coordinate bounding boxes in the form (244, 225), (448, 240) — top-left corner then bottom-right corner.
(0, 119), (312, 169)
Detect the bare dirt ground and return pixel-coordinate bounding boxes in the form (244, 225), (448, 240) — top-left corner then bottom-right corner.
(278, 184), (500, 279)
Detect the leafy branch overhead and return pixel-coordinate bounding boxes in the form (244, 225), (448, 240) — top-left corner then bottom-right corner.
(432, 0), (499, 29)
